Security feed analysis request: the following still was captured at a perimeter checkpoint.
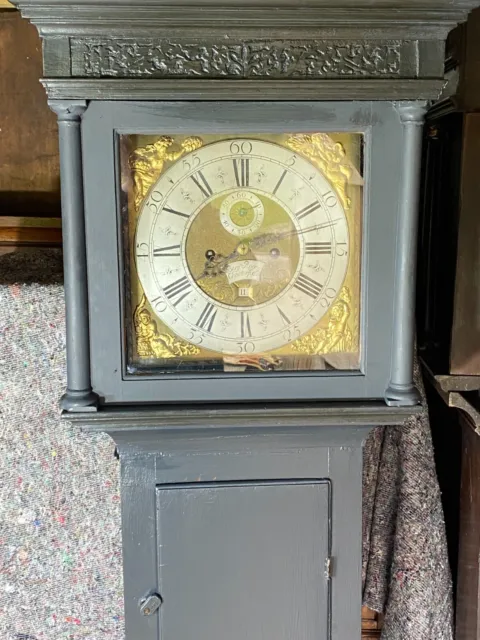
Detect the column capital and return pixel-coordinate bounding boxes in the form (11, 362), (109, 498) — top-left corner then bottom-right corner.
(394, 101), (429, 125)
(48, 100), (88, 122)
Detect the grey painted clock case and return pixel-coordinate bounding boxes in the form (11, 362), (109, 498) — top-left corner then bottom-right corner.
(10, 2), (480, 640)
(10, 0), (479, 410)
(82, 99), (417, 406)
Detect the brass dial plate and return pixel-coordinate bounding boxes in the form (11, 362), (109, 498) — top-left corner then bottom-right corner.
(121, 132), (363, 373)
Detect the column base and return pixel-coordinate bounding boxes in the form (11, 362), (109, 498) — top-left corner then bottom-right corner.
(385, 383), (421, 407)
(60, 388), (99, 412)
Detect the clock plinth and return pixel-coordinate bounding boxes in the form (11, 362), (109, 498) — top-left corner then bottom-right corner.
(12, 0), (480, 638)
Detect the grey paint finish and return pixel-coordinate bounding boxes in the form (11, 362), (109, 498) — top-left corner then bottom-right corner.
(156, 481), (330, 640)
(111, 422), (369, 640)
(68, 402), (422, 433)
(42, 78), (448, 102)
(120, 455), (160, 640)
(386, 102), (427, 405)
(70, 38), (417, 80)
(81, 99), (417, 405)
(12, 0), (480, 102)
(48, 101), (99, 411)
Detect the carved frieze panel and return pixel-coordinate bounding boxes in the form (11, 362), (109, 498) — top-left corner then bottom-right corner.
(70, 39), (416, 79)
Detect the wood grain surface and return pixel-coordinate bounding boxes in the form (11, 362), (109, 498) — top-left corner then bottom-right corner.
(456, 416), (480, 640)
(0, 11), (60, 217)
(450, 113), (480, 375)
(0, 216), (62, 254)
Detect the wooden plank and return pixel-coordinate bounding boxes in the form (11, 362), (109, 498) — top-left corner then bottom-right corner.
(361, 607), (383, 638)
(0, 216), (62, 254)
(456, 414), (480, 640)
(451, 113), (480, 375)
(0, 11), (61, 217)
(0, 216), (61, 228)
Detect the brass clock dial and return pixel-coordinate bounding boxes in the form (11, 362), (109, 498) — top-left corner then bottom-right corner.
(134, 138), (350, 356)
(123, 131), (363, 373)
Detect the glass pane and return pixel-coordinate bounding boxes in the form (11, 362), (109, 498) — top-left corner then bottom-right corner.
(119, 132), (363, 374)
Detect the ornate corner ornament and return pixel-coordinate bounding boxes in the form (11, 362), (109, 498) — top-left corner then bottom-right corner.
(72, 39), (403, 80)
(291, 287), (354, 355)
(130, 136), (203, 211)
(134, 294), (201, 358)
(286, 133), (352, 210)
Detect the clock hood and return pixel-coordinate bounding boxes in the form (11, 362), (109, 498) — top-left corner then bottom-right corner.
(10, 0), (480, 102)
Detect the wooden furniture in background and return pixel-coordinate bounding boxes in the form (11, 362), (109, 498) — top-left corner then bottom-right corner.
(418, 7), (480, 638)
(456, 413), (480, 640)
(361, 607), (383, 639)
(0, 9), (60, 217)
(0, 216), (61, 254)
(418, 8), (480, 377)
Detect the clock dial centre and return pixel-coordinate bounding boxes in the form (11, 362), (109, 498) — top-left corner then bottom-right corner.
(186, 189), (301, 308)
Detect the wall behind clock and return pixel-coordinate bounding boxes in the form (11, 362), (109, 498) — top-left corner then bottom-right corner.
(0, 7), (61, 219)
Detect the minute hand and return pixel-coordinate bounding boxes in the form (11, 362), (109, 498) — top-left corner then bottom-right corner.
(249, 218), (340, 250)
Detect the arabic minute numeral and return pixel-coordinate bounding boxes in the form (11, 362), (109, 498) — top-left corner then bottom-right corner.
(182, 154), (200, 172)
(151, 296), (167, 313)
(336, 242), (348, 257)
(136, 242), (149, 258)
(320, 288), (338, 308)
(321, 190), (338, 208)
(230, 140), (253, 155)
(237, 341), (256, 354)
(283, 325), (301, 343)
(147, 190), (164, 213)
(187, 330), (204, 345)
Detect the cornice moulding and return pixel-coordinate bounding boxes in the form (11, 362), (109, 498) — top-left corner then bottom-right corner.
(10, 0), (480, 100)
(42, 78), (447, 101)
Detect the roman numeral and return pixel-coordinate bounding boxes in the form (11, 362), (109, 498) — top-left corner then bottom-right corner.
(163, 206), (189, 219)
(191, 171), (213, 199)
(305, 242), (332, 255)
(233, 158), (250, 187)
(153, 244), (181, 257)
(163, 276), (192, 306)
(276, 305), (291, 326)
(196, 303), (217, 332)
(294, 273), (324, 299)
(273, 169), (287, 195)
(241, 311), (252, 338)
(296, 200), (322, 220)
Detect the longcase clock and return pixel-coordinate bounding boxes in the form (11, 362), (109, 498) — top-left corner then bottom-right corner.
(11, 1), (480, 639)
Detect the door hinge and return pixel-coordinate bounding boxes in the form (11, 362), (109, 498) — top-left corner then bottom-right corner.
(325, 556), (333, 580)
